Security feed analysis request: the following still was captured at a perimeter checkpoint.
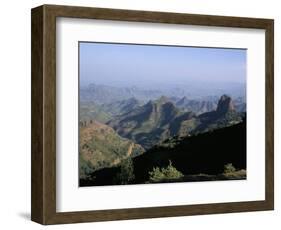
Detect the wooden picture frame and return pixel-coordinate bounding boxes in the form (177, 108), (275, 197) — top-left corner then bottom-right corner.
(31, 4), (274, 225)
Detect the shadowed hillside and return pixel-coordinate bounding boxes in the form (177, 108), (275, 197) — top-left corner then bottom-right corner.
(107, 96), (191, 149)
(133, 118), (246, 183)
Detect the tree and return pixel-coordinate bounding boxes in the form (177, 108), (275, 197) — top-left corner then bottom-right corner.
(114, 158), (135, 185)
(79, 157), (95, 181)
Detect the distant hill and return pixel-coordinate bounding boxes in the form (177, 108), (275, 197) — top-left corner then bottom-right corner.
(233, 97), (246, 113)
(80, 101), (112, 124)
(174, 96), (245, 114)
(80, 98), (143, 124)
(175, 96), (217, 115)
(80, 83), (246, 105)
(79, 120), (144, 179)
(100, 97), (143, 116)
(83, 119), (246, 186)
(80, 84), (162, 104)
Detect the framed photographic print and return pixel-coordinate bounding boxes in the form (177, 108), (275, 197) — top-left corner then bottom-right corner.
(31, 4), (274, 225)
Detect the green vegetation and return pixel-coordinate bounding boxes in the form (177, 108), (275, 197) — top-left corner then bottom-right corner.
(80, 94), (247, 186)
(79, 155), (95, 181)
(222, 163), (246, 179)
(79, 121), (144, 177)
(224, 163), (236, 174)
(114, 158), (135, 185)
(148, 160), (183, 183)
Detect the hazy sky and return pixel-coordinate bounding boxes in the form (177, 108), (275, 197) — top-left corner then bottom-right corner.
(79, 42), (246, 87)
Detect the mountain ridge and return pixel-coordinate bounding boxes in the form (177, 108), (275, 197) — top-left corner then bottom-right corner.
(107, 94), (243, 149)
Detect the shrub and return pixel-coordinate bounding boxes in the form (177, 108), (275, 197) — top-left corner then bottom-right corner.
(224, 163), (236, 174)
(223, 163), (246, 179)
(149, 160), (183, 183)
(148, 167), (163, 182)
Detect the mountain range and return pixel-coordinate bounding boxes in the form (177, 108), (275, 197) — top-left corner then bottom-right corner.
(80, 84), (246, 125)
(80, 83), (162, 104)
(80, 83), (246, 107)
(175, 96), (217, 114)
(79, 84), (246, 185)
(107, 95), (243, 149)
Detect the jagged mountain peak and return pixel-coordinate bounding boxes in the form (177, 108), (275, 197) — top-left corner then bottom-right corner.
(216, 94), (235, 114)
(145, 96), (175, 110)
(155, 95), (170, 104)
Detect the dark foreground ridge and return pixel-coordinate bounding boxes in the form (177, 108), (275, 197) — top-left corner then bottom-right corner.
(80, 118), (246, 186)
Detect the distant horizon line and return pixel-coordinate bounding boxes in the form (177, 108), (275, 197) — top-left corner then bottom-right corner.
(80, 81), (246, 87)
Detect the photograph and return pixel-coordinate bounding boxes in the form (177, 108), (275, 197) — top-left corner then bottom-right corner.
(30, 4), (274, 224)
(78, 42), (247, 186)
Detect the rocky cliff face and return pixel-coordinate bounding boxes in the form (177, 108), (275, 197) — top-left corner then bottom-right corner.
(216, 94), (235, 115)
(106, 94), (244, 150)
